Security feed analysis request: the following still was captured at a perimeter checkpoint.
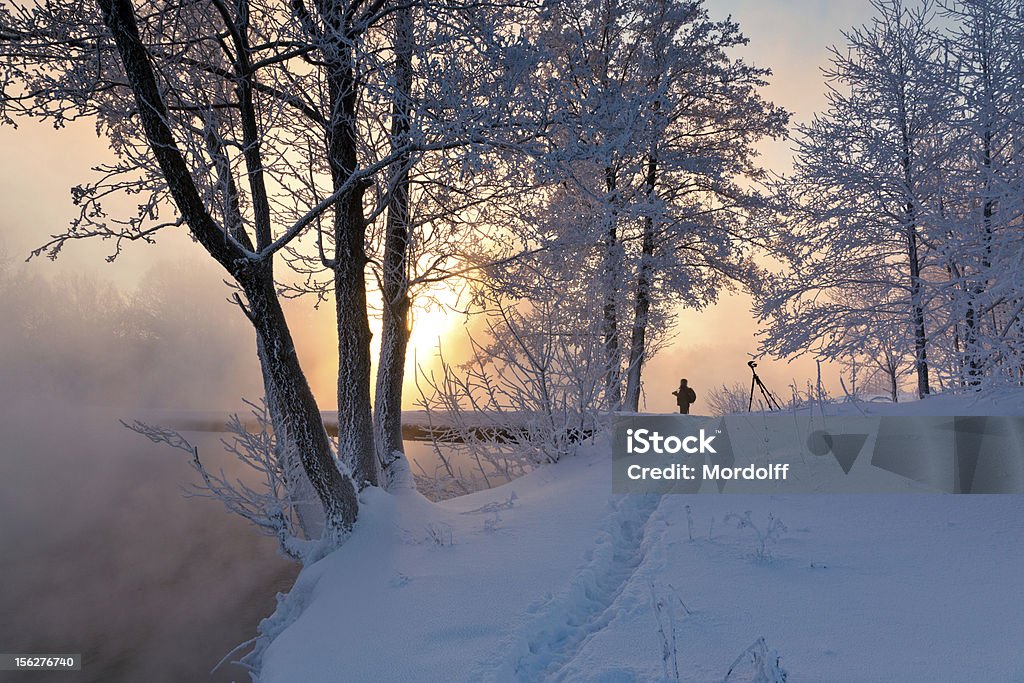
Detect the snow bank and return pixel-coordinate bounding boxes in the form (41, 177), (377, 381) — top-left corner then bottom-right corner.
(256, 395), (1024, 682)
(808, 387), (1024, 417)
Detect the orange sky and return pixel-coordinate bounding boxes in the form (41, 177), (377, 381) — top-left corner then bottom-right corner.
(0, 1), (880, 412)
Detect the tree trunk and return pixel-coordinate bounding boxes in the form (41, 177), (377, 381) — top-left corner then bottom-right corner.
(601, 166), (622, 411)
(374, 4), (414, 488)
(624, 155), (657, 412)
(375, 301), (410, 484)
(244, 274), (359, 539)
(255, 336), (323, 538)
(964, 299), (979, 385)
(325, 36), (379, 489)
(900, 116), (930, 399)
(96, 0), (357, 538)
(965, 122), (995, 387)
(907, 222), (931, 399)
(334, 189), (378, 489)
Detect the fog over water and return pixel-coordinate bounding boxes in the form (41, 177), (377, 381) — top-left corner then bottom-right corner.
(0, 406), (299, 682)
(0, 247), (491, 681)
(0, 258), (301, 682)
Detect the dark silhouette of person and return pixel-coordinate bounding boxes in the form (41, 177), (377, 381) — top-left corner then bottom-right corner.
(672, 379), (696, 414)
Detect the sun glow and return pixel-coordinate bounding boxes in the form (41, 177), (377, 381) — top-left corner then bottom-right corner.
(409, 299), (466, 367)
(282, 270), (473, 412)
(371, 281), (470, 410)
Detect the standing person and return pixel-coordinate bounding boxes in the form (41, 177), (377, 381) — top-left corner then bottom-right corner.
(672, 379), (697, 414)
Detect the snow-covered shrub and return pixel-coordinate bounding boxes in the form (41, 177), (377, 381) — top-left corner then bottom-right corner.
(784, 379), (836, 414)
(706, 383), (751, 416)
(415, 288), (606, 496)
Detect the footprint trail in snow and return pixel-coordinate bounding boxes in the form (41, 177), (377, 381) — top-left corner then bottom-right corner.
(478, 493), (664, 681)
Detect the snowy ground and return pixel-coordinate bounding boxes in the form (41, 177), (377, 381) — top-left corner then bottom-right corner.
(256, 393), (1024, 682)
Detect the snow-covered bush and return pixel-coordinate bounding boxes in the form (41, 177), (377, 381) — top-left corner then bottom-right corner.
(415, 288), (607, 496)
(706, 383), (751, 416)
(784, 379), (836, 414)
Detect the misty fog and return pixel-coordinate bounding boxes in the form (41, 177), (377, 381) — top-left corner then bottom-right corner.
(0, 255), (299, 682)
(0, 253), (266, 410)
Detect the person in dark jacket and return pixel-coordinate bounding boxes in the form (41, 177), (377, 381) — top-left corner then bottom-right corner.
(672, 379), (696, 414)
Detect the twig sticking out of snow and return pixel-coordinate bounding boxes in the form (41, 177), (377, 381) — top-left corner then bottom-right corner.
(725, 511), (788, 561)
(425, 522), (455, 546)
(649, 581), (694, 681)
(649, 580), (682, 681)
(460, 491), (519, 515)
(722, 637), (788, 683)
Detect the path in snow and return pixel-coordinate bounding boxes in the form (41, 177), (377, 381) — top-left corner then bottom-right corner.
(481, 493), (664, 681)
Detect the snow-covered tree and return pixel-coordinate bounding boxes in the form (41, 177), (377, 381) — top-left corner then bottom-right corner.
(263, 1), (544, 488)
(931, 0), (1024, 386)
(529, 0), (787, 412)
(756, 0), (1024, 395)
(755, 0), (953, 399)
(617, 1), (787, 411)
(2, 0), (362, 539)
(0, 0), (542, 536)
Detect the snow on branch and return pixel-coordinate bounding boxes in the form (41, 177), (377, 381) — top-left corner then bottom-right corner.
(122, 398), (314, 562)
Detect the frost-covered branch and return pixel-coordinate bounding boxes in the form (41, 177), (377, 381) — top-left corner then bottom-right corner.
(123, 399), (319, 562)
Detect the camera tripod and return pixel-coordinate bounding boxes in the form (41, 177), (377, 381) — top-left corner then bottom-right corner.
(747, 360), (782, 412)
